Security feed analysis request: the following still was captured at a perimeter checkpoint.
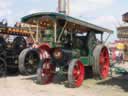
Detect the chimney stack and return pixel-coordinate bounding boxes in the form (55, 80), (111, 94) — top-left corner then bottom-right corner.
(58, 0), (66, 14)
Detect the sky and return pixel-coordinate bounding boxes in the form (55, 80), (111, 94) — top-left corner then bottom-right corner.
(0, 0), (127, 42)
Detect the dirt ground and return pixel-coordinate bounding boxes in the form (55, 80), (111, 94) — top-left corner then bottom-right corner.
(0, 74), (128, 96)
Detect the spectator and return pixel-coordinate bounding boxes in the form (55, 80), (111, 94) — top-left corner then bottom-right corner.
(120, 50), (124, 64)
(115, 49), (120, 64)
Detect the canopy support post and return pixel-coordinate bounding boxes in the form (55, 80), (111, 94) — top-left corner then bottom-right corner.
(54, 21), (57, 43)
(104, 33), (111, 44)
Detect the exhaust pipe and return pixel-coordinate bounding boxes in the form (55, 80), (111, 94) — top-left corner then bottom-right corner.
(58, 0), (66, 14)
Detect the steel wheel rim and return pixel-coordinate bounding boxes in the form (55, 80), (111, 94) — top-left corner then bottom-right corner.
(41, 59), (55, 84)
(100, 47), (110, 79)
(73, 60), (84, 87)
(24, 51), (39, 73)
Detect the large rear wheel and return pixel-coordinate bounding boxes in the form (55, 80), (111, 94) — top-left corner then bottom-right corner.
(19, 48), (40, 75)
(68, 59), (85, 88)
(93, 45), (110, 79)
(37, 59), (55, 84)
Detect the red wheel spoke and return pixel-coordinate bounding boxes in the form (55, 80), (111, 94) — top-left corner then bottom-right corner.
(100, 47), (110, 79)
(72, 60), (85, 87)
(41, 59), (55, 84)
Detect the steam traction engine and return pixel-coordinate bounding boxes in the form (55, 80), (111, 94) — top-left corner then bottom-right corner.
(19, 12), (112, 87)
(0, 20), (39, 76)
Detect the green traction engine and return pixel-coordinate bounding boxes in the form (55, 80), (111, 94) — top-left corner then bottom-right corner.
(19, 12), (113, 87)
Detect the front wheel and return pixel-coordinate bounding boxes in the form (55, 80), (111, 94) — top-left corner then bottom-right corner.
(68, 59), (85, 88)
